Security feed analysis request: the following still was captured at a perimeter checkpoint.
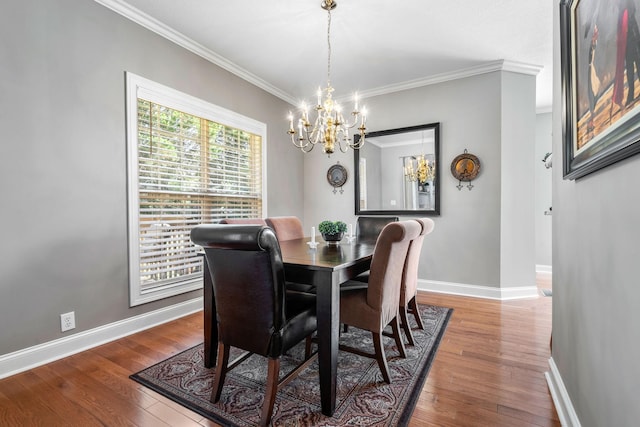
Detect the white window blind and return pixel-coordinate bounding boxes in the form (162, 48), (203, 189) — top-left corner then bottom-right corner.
(126, 73), (266, 306)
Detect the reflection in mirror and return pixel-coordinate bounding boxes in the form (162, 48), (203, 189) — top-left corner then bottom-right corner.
(354, 123), (440, 215)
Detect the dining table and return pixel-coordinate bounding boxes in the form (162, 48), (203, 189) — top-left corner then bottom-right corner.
(201, 236), (376, 416)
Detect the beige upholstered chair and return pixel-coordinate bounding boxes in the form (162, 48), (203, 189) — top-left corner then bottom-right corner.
(338, 220), (421, 383)
(219, 218), (267, 225)
(399, 218), (435, 345)
(265, 216), (304, 241)
(349, 216), (399, 286)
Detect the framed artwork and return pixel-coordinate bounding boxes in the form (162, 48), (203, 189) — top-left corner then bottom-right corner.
(561, 0), (640, 179)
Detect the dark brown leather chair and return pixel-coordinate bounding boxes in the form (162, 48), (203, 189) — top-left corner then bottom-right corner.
(219, 218), (267, 225)
(399, 218), (435, 345)
(355, 216), (399, 241)
(338, 220), (421, 384)
(190, 224), (317, 426)
(265, 216), (304, 241)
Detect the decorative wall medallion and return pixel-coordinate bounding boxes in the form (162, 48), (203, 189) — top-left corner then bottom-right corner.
(327, 162), (348, 194)
(450, 149), (480, 190)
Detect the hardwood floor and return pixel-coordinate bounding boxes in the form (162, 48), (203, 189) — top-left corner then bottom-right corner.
(411, 273), (557, 426)
(0, 274), (558, 426)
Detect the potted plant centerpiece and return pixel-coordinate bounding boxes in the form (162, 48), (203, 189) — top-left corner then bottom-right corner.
(318, 220), (347, 244)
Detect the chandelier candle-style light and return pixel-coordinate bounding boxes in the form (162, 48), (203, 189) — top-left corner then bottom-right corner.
(287, 0), (367, 155)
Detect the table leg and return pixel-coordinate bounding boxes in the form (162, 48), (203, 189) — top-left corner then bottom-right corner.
(201, 254), (217, 368)
(315, 270), (340, 416)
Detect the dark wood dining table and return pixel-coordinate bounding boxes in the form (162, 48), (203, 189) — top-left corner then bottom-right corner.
(201, 236), (376, 416)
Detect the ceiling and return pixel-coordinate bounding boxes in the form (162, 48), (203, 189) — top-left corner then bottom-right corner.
(101, 0), (554, 111)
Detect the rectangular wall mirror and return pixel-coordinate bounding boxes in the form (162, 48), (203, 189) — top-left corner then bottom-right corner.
(354, 123), (440, 216)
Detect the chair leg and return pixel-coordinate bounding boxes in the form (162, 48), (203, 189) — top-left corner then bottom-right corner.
(305, 335), (313, 359)
(372, 332), (392, 384)
(408, 297), (424, 329)
(390, 317), (407, 358)
(260, 357), (280, 427)
(210, 342), (230, 403)
(399, 305), (415, 346)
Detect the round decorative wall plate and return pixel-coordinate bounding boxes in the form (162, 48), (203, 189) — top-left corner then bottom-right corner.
(327, 163), (348, 193)
(450, 151), (480, 182)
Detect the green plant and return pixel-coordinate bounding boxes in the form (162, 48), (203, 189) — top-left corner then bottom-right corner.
(318, 220), (347, 235)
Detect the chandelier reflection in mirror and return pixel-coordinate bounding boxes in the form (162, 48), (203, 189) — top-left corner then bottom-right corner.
(403, 131), (435, 183)
(287, 0), (367, 155)
(404, 155), (435, 183)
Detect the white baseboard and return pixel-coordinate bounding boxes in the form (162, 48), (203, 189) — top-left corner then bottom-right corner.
(537, 264), (553, 274)
(0, 297), (203, 380)
(546, 357), (581, 427)
(418, 279), (539, 300)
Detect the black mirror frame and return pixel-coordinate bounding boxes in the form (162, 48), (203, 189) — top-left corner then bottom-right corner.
(354, 122), (441, 216)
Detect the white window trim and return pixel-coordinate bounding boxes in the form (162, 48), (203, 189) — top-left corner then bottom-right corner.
(125, 72), (267, 306)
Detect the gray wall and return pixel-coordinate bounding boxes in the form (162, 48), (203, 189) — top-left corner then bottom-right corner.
(552, 2), (640, 426)
(535, 113), (552, 268)
(304, 71), (537, 289)
(0, 0), (302, 355)
(499, 71), (537, 288)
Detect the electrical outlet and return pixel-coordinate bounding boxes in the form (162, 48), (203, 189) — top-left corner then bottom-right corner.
(60, 311), (76, 332)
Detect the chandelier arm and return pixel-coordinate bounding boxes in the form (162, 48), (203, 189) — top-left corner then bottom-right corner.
(341, 114), (361, 129)
(339, 124), (366, 148)
(306, 116), (325, 145)
(341, 137), (364, 149)
(289, 133), (312, 149)
(300, 142), (315, 153)
(347, 138), (365, 149)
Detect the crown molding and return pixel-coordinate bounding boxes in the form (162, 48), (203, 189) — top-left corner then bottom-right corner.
(94, 0), (297, 105)
(355, 60), (543, 100)
(501, 60), (544, 75)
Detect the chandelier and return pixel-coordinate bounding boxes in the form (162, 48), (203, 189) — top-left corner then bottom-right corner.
(287, 0), (367, 155)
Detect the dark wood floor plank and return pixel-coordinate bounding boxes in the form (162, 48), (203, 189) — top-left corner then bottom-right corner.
(0, 376), (64, 426)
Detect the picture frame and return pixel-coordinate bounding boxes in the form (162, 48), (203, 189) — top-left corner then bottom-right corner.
(560, 0), (640, 180)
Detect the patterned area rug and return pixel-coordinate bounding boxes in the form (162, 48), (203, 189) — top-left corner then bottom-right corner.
(131, 304), (452, 426)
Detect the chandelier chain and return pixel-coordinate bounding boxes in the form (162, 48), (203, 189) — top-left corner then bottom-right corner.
(326, 8), (332, 85)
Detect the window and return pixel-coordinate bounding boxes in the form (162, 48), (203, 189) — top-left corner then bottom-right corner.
(126, 73), (266, 306)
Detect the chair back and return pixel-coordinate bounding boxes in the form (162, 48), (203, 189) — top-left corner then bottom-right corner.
(219, 218), (267, 225)
(190, 224), (286, 357)
(400, 218), (435, 306)
(265, 216), (304, 241)
(366, 220), (421, 327)
(356, 216), (399, 241)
